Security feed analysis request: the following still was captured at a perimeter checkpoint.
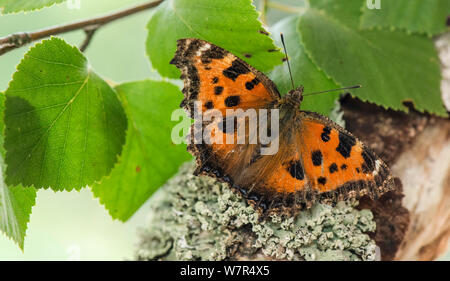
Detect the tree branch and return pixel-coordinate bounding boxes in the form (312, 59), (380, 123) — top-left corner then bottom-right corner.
(0, 0), (164, 56)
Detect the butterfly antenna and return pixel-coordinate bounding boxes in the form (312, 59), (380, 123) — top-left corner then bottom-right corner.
(280, 33), (295, 91)
(303, 85), (362, 97)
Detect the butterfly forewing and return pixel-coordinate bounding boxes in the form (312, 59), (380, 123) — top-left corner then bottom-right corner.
(170, 38), (281, 117)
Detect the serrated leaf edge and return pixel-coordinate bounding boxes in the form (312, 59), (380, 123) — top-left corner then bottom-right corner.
(4, 37), (127, 191)
(146, 0), (284, 79)
(299, 7), (447, 116)
(91, 79), (180, 222)
(358, 0), (448, 38)
(0, 0), (66, 15)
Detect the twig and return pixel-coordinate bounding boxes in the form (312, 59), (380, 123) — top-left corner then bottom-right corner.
(79, 25), (100, 52)
(0, 0), (164, 56)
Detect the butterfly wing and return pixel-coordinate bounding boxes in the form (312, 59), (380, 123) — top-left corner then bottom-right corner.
(171, 38), (282, 196)
(170, 38), (281, 117)
(255, 111), (395, 212)
(297, 112), (393, 194)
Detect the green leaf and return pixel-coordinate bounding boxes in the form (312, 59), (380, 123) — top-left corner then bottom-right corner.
(361, 0), (450, 36)
(309, 0), (362, 28)
(269, 16), (339, 116)
(0, 0), (65, 14)
(92, 80), (192, 221)
(299, 1), (447, 116)
(0, 181), (36, 250)
(0, 93), (36, 250)
(4, 37), (127, 191)
(146, 0), (284, 79)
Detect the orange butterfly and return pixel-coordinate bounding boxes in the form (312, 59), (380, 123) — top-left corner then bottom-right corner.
(170, 38), (394, 215)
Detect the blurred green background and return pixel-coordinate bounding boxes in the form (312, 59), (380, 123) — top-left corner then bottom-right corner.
(0, 0), (449, 260)
(0, 0), (158, 260)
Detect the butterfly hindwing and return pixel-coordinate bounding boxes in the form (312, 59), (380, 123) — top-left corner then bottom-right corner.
(213, 111), (395, 214)
(296, 112), (394, 202)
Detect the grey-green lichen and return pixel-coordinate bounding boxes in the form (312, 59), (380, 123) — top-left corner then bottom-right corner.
(135, 162), (378, 261)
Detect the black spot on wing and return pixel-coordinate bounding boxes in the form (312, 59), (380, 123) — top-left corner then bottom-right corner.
(311, 150), (323, 166)
(245, 78), (260, 90)
(318, 177), (327, 185)
(225, 95), (241, 107)
(321, 126), (331, 142)
(336, 132), (356, 158)
(201, 44), (226, 64)
(341, 164), (347, 170)
(329, 163), (338, 173)
(214, 86), (224, 95)
(287, 161), (304, 180)
(223, 60), (250, 81)
(212, 77), (219, 84)
(205, 101), (214, 109)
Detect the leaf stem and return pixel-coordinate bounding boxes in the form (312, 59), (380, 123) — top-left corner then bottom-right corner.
(79, 25), (99, 52)
(0, 0), (164, 56)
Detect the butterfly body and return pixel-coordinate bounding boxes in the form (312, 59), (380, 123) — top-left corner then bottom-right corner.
(171, 38), (394, 215)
